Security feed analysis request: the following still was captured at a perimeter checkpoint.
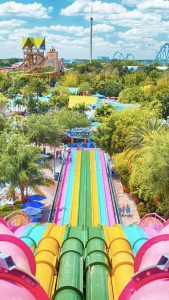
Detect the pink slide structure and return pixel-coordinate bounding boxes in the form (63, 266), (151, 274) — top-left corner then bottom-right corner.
(54, 152), (71, 224)
(0, 220), (49, 300)
(99, 149), (116, 225)
(119, 221), (169, 300)
(139, 213), (165, 238)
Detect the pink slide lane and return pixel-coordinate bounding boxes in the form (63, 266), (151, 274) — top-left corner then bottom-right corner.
(54, 152), (71, 225)
(99, 149), (116, 225)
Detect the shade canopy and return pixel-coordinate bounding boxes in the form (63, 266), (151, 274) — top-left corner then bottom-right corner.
(21, 207), (41, 216)
(27, 194), (46, 201)
(23, 202), (44, 208)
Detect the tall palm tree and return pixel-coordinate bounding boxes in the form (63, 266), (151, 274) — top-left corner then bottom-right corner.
(126, 117), (166, 152)
(0, 134), (51, 203)
(125, 117), (166, 169)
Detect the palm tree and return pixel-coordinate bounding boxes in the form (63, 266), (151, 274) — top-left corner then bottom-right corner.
(125, 117), (166, 169)
(0, 134), (51, 203)
(126, 117), (166, 152)
(73, 102), (87, 114)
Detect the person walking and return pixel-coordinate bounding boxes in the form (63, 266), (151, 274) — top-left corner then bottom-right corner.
(122, 205), (125, 215)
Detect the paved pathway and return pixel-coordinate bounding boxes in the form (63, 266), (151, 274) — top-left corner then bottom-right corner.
(38, 160), (61, 223)
(113, 175), (140, 226)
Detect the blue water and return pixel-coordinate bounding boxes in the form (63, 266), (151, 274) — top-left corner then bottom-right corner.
(91, 101), (139, 111)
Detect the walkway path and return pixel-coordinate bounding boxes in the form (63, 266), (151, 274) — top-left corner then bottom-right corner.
(113, 174), (140, 226)
(38, 160), (61, 223)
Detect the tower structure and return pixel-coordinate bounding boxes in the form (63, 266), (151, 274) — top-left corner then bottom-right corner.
(22, 37), (46, 72)
(90, 1), (93, 63)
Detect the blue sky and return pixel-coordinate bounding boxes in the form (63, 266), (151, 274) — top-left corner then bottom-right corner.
(0, 0), (169, 59)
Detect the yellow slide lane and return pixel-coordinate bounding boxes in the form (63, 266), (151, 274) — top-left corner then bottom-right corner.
(70, 150), (82, 226)
(104, 225), (134, 300)
(90, 150), (100, 226)
(35, 224), (65, 298)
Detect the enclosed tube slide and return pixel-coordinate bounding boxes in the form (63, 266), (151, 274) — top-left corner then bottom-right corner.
(85, 237), (114, 300)
(119, 222), (169, 300)
(104, 225), (134, 300)
(54, 237), (84, 300)
(122, 224), (148, 256)
(0, 223), (49, 300)
(35, 224), (65, 299)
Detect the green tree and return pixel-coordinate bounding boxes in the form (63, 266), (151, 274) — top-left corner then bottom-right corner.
(130, 132), (169, 217)
(50, 86), (69, 111)
(73, 102), (87, 114)
(60, 71), (79, 87)
(95, 104), (115, 122)
(54, 109), (89, 130)
(153, 81), (169, 119)
(0, 76), (12, 94)
(93, 107), (160, 155)
(79, 82), (91, 95)
(27, 113), (62, 146)
(102, 80), (123, 97)
(21, 76), (49, 99)
(126, 117), (166, 152)
(118, 86), (146, 103)
(0, 134), (50, 203)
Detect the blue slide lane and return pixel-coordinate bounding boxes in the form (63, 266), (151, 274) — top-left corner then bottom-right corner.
(21, 223), (49, 251)
(95, 149), (108, 225)
(122, 224), (148, 256)
(62, 150), (77, 225)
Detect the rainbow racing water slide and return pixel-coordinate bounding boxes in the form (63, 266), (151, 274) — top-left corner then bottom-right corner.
(0, 149), (169, 299)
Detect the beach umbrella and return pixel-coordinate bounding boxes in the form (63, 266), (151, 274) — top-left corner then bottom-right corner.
(21, 207), (41, 216)
(27, 194), (46, 201)
(23, 201), (44, 209)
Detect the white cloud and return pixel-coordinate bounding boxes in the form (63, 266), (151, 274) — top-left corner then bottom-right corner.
(138, 0), (169, 10)
(0, 19), (26, 28)
(0, 1), (53, 19)
(61, 0), (126, 16)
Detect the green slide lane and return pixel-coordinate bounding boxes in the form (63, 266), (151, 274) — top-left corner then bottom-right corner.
(86, 151), (92, 227)
(78, 151), (92, 226)
(78, 151), (86, 226)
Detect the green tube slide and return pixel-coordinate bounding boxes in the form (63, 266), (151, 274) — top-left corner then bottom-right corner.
(54, 237), (84, 300)
(85, 237), (112, 300)
(78, 151), (92, 227)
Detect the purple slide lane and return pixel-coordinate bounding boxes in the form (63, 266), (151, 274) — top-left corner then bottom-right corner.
(54, 153), (71, 225)
(99, 149), (116, 225)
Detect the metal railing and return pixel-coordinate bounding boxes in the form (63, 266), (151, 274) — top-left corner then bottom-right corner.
(48, 159), (65, 223)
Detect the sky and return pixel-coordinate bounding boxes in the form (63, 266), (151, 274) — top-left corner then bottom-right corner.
(0, 0), (169, 59)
